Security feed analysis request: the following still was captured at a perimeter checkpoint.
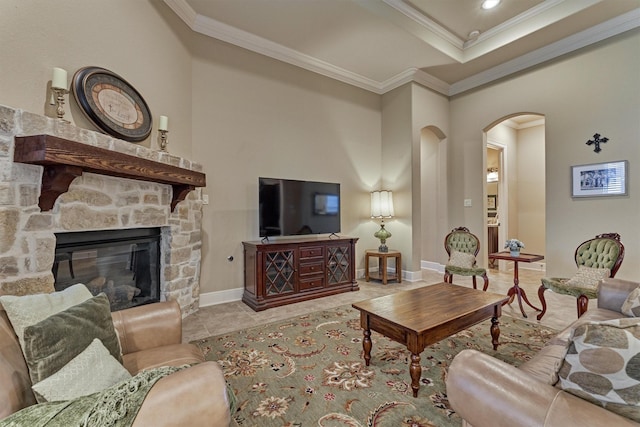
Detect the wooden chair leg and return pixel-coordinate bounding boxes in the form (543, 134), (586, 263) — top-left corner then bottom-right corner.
(444, 272), (450, 283)
(472, 276), (478, 289)
(536, 285), (548, 321)
(481, 273), (489, 291)
(577, 295), (589, 318)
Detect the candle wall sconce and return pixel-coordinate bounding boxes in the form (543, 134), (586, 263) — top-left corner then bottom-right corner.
(159, 130), (169, 152)
(158, 115), (169, 151)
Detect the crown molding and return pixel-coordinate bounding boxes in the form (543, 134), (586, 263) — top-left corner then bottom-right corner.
(380, 68), (450, 96)
(463, 0), (600, 60)
(165, 0), (385, 93)
(449, 9), (640, 96)
(382, 0), (464, 49)
(502, 118), (546, 129)
(163, 0), (196, 26)
(164, 0), (639, 98)
(374, 0), (601, 63)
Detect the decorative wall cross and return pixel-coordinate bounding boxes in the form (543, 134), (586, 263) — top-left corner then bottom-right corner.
(586, 133), (609, 153)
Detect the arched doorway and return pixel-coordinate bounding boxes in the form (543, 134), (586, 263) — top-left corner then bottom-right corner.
(485, 113), (546, 271)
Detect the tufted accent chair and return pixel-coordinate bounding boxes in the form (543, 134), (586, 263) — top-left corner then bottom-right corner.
(537, 233), (624, 320)
(443, 226), (489, 291)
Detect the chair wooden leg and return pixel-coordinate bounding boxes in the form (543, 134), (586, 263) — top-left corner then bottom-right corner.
(444, 272), (450, 283)
(472, 276), (477, 289)
(481, 273), (489, 291)
(536, 285), (548, 321)
(577, 295), (589, 318)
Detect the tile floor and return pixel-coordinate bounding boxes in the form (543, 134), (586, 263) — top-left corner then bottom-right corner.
(183, 266), (581, 342)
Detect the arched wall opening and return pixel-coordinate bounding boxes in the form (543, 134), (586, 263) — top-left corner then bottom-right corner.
(484, 113), (546, 271)
(419, 125), (447, 271)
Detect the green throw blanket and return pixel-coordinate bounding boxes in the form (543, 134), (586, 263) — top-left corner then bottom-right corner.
(0, 365), (188, 427)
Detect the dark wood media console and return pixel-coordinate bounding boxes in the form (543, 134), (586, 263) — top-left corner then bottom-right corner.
(242, 237), (359, 311)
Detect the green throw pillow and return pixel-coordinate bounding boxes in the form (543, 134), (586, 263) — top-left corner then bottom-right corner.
(557, 318), (640, 422)
(22, 293), (122, 386)
(32, 338), (131, 403)
(0, 283), (92, 349)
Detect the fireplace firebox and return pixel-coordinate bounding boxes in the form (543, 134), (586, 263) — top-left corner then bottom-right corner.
(53, 228), (161, 311)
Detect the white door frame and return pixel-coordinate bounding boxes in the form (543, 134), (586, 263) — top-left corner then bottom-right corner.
(487, 139), (509, 271)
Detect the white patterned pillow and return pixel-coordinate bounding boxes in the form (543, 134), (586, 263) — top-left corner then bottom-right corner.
(447, 250), (476, 269)
(564, 266), (610, 290)
(31, 338), (131, 402)
(0, 283), (92, 349)
(622, 286), (640, 317)
(557, 318), (640, 422)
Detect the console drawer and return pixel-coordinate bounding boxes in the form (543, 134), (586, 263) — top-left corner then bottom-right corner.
(299, 261), (324, 276)
(300, 246), (324, 259)
(299, 277), (324, 290)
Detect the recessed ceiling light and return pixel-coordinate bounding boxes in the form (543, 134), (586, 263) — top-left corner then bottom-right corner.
(482, 0), (501, 10)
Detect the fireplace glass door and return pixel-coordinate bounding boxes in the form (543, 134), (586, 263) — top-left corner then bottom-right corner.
(53, 228), (161, 311)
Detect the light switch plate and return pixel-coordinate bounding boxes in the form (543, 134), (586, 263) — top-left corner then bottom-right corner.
(464, 199), (472, 207)
(202, 194), (209, 205)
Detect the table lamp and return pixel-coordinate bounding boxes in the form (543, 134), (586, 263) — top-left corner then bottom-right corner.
(371, 190), (394, 252)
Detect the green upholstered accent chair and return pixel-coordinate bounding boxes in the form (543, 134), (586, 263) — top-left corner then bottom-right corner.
(537, 233), (624, 320)
(443, 227), (489, 291)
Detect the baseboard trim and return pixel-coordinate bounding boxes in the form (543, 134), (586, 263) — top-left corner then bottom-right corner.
(421, 260), (444, 273)
(199, 287), (244, 307)
(357, 268), (423, 282)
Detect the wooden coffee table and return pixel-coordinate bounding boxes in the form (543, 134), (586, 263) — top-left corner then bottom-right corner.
(352, 282), (509, 397)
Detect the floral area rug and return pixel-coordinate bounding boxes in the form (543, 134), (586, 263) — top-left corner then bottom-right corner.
(194, 305), (557, 427)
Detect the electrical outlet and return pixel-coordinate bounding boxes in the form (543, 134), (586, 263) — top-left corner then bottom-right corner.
(464, 199), (472, 207)
(202, 194), (209, 205)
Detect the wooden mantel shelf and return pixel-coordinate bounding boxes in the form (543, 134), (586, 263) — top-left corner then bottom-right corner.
(13, 134), (206, 212)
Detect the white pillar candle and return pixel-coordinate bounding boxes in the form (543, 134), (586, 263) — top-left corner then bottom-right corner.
(52, 67), (67, 90)
(158, 115), (168, 131)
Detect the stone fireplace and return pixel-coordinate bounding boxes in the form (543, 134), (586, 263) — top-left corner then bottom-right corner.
(0, 105), (205, 316)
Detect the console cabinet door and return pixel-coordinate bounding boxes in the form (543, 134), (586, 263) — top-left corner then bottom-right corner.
(326, 243), (352, 286)
(263, 249), (296, 296)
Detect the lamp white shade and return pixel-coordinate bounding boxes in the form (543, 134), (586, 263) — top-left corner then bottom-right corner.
(370, 190), (394, 218)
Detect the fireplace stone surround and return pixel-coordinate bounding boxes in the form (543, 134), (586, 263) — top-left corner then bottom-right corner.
(0, 104), (205, 316)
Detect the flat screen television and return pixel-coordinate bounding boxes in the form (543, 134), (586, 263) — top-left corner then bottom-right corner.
(259, 177), (341, 237)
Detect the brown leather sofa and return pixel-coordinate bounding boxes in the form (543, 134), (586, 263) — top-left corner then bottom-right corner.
(446, 278), (640, 427)
(0, 300), (231, 426)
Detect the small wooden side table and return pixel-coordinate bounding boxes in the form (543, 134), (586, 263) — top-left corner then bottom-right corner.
(365, 249), (402, 285)
(488, 251), (544, 318)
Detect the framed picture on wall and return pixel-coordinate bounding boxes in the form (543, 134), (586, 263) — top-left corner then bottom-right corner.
(571, 160), (628, 198)
(487, 194), (497, 210)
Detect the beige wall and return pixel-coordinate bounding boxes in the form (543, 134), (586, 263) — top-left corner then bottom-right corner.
(190, 34), (382, 294)
(2, 0), (637, 297)
(413, 85), (450, 268)
(381, 85), (413, 271)
(517, 125), (545, 256)
(380, 83), (449, 275)
(449, 30), (639, 279)
(0, 0), (193, 158)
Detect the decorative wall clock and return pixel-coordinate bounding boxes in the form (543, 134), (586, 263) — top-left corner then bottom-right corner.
(72, 66), (152, 142)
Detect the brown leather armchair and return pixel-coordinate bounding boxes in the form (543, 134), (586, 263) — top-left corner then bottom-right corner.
(0, 300), (231, 426)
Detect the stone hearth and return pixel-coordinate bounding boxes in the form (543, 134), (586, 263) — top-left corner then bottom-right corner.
(0, 105), (204, 316)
